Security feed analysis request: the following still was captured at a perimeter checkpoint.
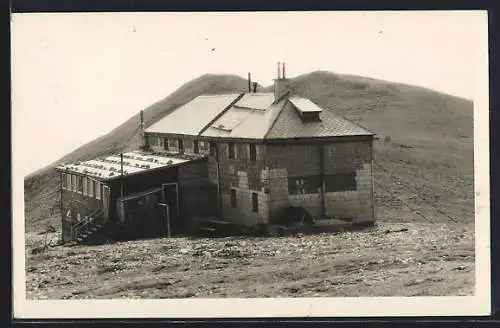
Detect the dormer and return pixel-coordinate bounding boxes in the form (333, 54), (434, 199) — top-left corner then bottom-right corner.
(289, 97), (323, 123)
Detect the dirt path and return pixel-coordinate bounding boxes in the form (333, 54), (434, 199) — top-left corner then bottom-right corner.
(25, 222), (474, 299)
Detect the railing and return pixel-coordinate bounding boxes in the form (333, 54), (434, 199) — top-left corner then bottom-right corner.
(71, 208), (104, 241)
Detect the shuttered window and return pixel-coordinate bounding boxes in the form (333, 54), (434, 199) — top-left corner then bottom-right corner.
(209, 142), (217, 156)
(71, 175), (77, 192)
(61, 173), (67, 190)
(87, 178), (94, 197)
(228, 142), (235, 159)
(251, 192), (258, 212)
(163, 137), (169, 151)
(288, 176), (321, 195)
(230, 189), (237, 208)
(178, 139), (184, 153)
(249, 144), (257, 161)
(325, 173), (357, 192)
(95, 181), (101, 200)
(83, 177), (88, 196)
(194, 140), (199, 154)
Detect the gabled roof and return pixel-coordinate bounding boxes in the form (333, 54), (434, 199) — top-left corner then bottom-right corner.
(145, 94), (242, 136)
(145, 92), (373, 140)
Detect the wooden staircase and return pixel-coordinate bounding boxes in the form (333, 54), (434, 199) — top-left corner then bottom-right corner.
(67, 209), (111, 246)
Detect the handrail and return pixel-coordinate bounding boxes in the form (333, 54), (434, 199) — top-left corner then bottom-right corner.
(71, 208), (104, 240)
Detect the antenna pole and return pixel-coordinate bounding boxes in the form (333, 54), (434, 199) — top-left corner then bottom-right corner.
(120, 153), (124, 197)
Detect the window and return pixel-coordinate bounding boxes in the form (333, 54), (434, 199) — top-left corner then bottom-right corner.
(228, 142), (235, 159)
(163, 137), (169, 151)
(193, 140), (199, 154)
(61, 173), (67, 190)
(87, 178), (94, 197)
(83, 177), (88, 196)
(325, 173), (357, 192)
(252, 192), (258, 212)
(178, 139), (184, 153)
(95, 181), (101, 200)
(78, 176), (84, 194)
(209, 142), (217, 156)
(66, 174), (71, 190)
(71, 175), (77, 192)
(152, 136), (162, 148)
(249, 144), (257, 161)
(301, 112), (321, 122)
(288, 176), (321, 195)
(230, 189), (237, 208)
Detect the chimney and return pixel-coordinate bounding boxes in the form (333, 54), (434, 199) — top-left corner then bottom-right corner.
(139, 110), (146, 149)
(252, 82), (258, 93)
(248, 72), (252, 93)
(274, 61), (291, 102)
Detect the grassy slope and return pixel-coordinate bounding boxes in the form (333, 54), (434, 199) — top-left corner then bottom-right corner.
(24, 71), (474, 232)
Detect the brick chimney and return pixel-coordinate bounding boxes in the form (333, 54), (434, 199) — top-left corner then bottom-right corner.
(274, 62), (291, 102)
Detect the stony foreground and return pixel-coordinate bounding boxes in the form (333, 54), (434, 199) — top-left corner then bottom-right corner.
(25, 222), (474, 299)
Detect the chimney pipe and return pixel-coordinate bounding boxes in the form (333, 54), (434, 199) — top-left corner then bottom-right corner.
(277, 61), (281, 79)
(282, 63), (286, 79)
(139, 110), (145, 148)
(252, 82), (258, 93)
(247, 72), (252, 93)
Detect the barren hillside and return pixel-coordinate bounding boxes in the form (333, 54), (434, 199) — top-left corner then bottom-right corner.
(24, 71), (474, 232)
(23, 71), (475, 299)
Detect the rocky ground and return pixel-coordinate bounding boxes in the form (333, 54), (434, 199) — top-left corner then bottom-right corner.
(25, 221), (474, 299)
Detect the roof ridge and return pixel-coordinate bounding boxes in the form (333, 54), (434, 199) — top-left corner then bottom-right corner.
(197, 93), (245, 135)
(263, 98), (289, 140)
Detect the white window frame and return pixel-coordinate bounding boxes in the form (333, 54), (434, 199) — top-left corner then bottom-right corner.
(71, 175), (77, 192)
(95, 181), (101, 200)
(77, 176), (83, 194)
(83, 177), (88, 196)
(61, 173), (67, 190)
(88, 178), (94, 197)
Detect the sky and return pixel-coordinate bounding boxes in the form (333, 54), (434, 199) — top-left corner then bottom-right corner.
(11, 11), (487, 177)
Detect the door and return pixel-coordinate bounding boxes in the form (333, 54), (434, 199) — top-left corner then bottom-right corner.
(161, 183), (180, 234)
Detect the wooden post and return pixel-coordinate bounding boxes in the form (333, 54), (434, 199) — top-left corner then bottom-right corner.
(215, 144), (223, 219)
(166, 203), (171, 238)
(158, 201), (171, 238)
(319, 143), (326, 217)
(120, 153), (124, 198)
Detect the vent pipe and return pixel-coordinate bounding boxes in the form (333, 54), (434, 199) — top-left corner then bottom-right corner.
(277, 61), (281, 79)
(252, 82), (258, 93)
(282, 62), (286, 79)
(247, 72), (252, 92)
(139, 110), (145, 148)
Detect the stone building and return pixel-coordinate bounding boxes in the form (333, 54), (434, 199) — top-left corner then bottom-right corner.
(57, 63), (376, 243)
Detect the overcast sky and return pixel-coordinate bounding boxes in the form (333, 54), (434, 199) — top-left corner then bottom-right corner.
(12, 11), (487, 177)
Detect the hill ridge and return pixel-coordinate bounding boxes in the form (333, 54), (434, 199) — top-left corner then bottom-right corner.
(23, 71), (474, 231)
